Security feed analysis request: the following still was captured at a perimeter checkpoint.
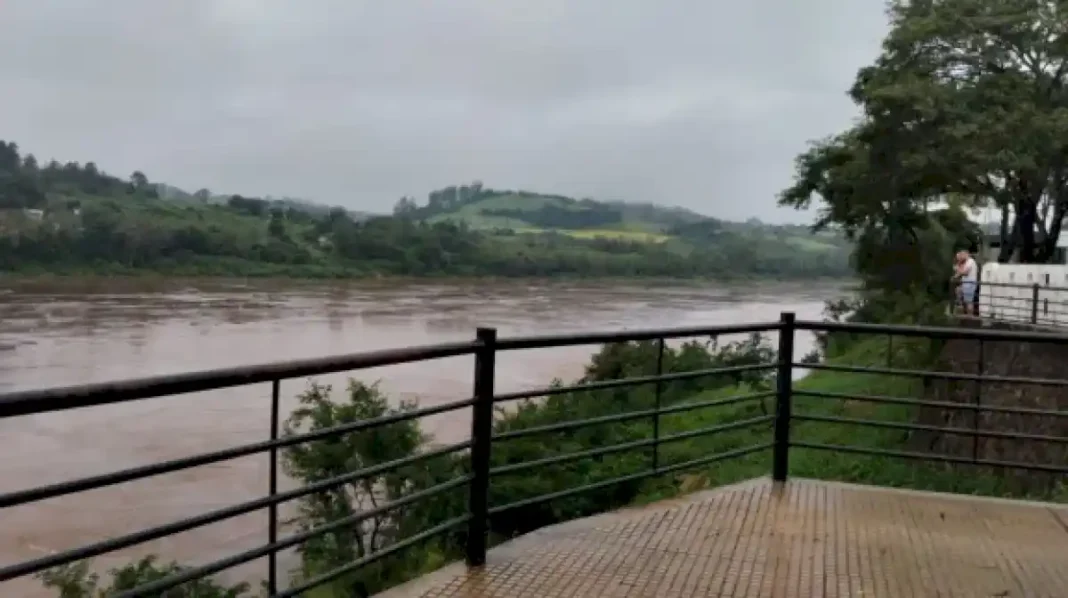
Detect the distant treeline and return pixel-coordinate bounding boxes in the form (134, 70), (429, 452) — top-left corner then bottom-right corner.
(0, 140), (850, 278)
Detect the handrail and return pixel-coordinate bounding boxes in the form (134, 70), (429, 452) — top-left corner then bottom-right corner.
(0, 340), (481, 418)
(494, 320), (782, 350)
(796, 318), (1068, 343)
(1, 312), (1066, 598)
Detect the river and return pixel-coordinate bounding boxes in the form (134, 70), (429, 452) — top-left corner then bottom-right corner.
(0, 278), (844, 596)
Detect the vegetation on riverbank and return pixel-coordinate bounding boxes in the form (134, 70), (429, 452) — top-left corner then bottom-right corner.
(0, 142), (850, 280)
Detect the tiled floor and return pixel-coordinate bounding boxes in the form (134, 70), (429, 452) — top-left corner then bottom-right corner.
(377, 478), (1068, 597)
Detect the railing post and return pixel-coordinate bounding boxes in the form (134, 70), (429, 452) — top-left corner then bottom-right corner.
(651, 338), (665, 474)
(466, 327), (496, 567)
(267, 379), (280, 596)
(972, 340), (984, 462)
(772, 312), (795, 482)
(1031, 283), (1040, 324)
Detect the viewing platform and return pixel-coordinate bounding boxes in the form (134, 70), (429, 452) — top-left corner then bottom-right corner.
(1, 313), (1065, 598)
(380, 478), (1068, 598)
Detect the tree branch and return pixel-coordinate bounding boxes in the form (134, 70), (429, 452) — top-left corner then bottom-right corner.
(363, 479), (384, 553)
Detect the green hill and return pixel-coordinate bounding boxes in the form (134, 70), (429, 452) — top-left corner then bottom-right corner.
(0, 141), (852, 279)
(403, 184), (705, 238)
(400, 183), (851, 260)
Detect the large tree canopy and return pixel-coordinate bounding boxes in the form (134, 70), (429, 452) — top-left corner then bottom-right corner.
(781, 0), (1068, 264)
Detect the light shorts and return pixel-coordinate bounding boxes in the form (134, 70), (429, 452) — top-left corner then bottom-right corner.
(960, 281), (977, 304)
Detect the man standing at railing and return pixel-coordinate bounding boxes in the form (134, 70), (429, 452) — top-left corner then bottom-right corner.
(953, 249), (979, 316)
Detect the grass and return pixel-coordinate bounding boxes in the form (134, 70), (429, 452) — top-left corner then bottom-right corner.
(426, 194), (581, 230)
(468, 193), (579, 212)
(429, 213), (532, 229)
(428, 215), (674, 243)
(785, 236), (842, 252)
(425, 193), (673, 242)
(640, 338), (1067, 504)
(561, 228), (671, 243)
(510, 227), (671, 243)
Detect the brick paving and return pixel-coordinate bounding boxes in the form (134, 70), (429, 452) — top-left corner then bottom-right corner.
(377, 478), (1068, 598)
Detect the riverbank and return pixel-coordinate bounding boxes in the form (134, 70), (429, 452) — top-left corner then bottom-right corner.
(0, 272), (855, 297)
(0, 271), (855, 302)
(0, 262), (853, 284)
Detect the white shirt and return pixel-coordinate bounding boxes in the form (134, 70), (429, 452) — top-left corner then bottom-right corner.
(960, 257), (978, 282)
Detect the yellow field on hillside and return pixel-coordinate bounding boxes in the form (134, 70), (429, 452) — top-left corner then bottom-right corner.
(513, 227), (671, 243)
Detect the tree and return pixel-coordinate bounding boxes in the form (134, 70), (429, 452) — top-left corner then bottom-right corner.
(193, 188), (211, 203)
(281, 381), (463, 597)
(327, 207), (348, 225)
(0, 140), (21, 172)
(268, 207), (287, 238)
(36, 556), (251, 598)
(779, 124), (981, 299)
(0, 171), (46, 209)
(0, 141), (45, 209)
(782, 0), (1068, 264)
(227, 194), (267, 217)
(22, 153), (39, 174)
(129, 171), (149, 190)
(392, 196), (418, 217)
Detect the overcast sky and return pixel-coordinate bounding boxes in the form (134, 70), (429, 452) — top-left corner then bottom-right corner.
(0, 1), (889, 222)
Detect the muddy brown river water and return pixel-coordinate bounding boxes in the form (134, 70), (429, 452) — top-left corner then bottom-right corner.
(0, 278), (844, 596)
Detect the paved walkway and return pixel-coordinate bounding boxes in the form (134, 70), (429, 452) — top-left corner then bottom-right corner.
(378, 478), (1068, 597)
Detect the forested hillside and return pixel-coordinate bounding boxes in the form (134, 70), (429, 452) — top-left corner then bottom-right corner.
(0, 141), (851, 278)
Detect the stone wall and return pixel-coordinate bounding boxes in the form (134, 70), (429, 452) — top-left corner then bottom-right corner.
(910, 319), (1068, 494)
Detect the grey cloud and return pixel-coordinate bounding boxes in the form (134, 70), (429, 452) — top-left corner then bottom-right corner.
(0, 0), (889, 221)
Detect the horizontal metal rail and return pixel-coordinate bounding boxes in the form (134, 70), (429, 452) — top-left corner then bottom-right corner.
(792, 441), (1068, 474)
(493, 407), (659, 441)
(0, 440), (471, 582)
(793, 414), (1068, 444)
(798, 362), (1068, 389)
(494, 321), (782, 351)
(795, 389), (1068, 419)
(984, 294), (1031, 301)
(0, 341), (479, 418)
(492, 391), (770, 442)
(657, 415), (773, 445)
(658, 391), (773, 417)
(493, 362), (775, 403)
(113, 476), (472, 598)
(0, 397), (476, 510)
(487, 442), (773, 515)
(980, 281), (1068, 290)
(655, 442), (773, 477)
(491, 437), (654, 476)
(490, 415), (771, 476)
(274, 515), (472, 598)
(797, 318), (1068, 343)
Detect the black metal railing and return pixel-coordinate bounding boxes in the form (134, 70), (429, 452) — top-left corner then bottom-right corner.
(792, 318), (1068, 476)
(1, 313), (1066, 596)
